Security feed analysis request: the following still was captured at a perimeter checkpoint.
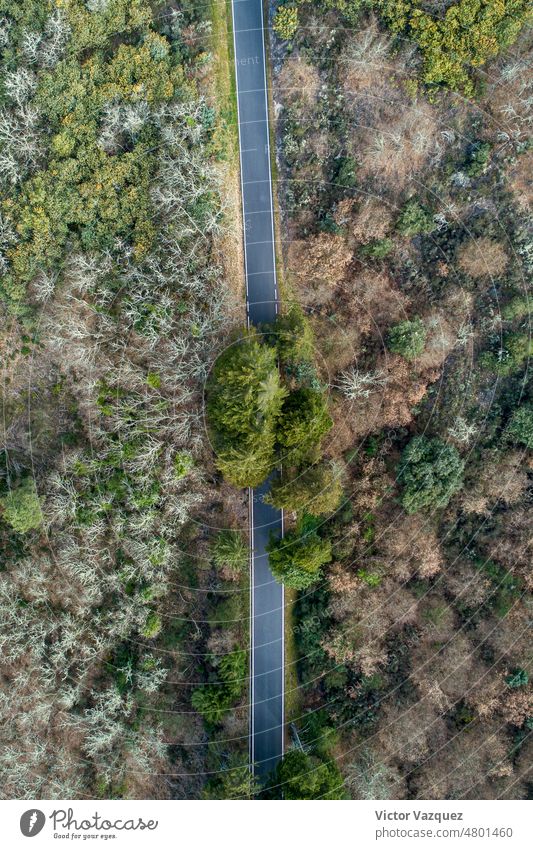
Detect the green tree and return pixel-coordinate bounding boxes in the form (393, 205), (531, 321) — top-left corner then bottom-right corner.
(273, 5), (299, 40)
(191, 685), (230, 726)
(272, 304), (314, 367)
(376, 0), (532, 95)
(277, 388), (332, 462)
(266, 462), (343, 515)
(396, 199), (433, 236)
(191, 650), (247, 726)
(398, 436), (464, 513)
(203, 755), (260, 799)
(506, 668), (529, 689)
(505, 405), (533, 449)
(275, 749), (345, 800)
(359, 238), (394, 259)
(207, 332), (285, 487)
(481, 332), (533, 375)
(215, 436), (276, 489)
(387, 317), (426, 360)
(212, 529), (248, 571)
(267, 516), (332, 589)
(217, 649), (247, 700)
(0, 478), (43, 533)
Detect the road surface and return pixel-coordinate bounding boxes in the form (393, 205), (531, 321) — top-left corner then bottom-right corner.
(231, 0), (284, 779)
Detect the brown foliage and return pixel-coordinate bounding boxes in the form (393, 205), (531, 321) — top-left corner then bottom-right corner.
(341, 19), (440, 192)
(288, 232), (353, 305)
(461, 450), (529, 515)
(456, 237), (509, 279)
(379, 513), (444, 581)
(277, 54), (320, 108)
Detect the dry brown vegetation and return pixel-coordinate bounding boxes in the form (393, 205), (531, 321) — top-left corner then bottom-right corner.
(274, 4), (533, 802)
(456, 237), (509, 279)
(340, 19), (441, 192)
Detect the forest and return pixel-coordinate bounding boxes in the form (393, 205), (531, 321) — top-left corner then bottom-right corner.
(270, 0), (532, 799)
(0, 0), (531, 801)
(0, 0), (252, 799)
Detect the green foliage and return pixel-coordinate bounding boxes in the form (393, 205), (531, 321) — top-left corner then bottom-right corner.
(207, 331), (285, 487)
(275, 749), (345, 799)
(396, 199), (434, 236)
(376, 0), (533, 95)
(0, 478), (43, 533)
(1, 15), (184, 312)
(476, 559), (522, 619)
(208, 594), (241, 628)
(273, 304), (315, 367)
(387, 317), (427, 360)
(191, 684), (230, 726)
(357, 568), (382, 587)
(359, 238), (394, 259)
(146, 372), (161, 390)
(273, 5), (299, 40)
(333, 155), (358, 188)
(480, 332), (533, 375)
(277, 388), (333, 463)
(501, 296), (531, 321)
(191, 649), (247, 726)
(173, 451), (194, 480)
(465, 140), (491, 176)
(141, 611), (162, 639)
(506, 668), (529, 689)
(212, 529), (248, 571)
(267, 515), (332, 588)
(203, 755), (259, 799)
(505, 405), (533, 449)
(218, 648), (247, 700)
(266, 462), (343, 515)
(398, 436), (465, 513)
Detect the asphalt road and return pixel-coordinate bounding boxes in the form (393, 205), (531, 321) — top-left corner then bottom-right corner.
(231, 0), (284, 778)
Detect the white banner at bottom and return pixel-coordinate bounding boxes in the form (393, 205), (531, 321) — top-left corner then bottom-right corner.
(1, 799), (530, 849)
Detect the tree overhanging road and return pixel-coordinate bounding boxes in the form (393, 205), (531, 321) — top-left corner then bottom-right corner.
(231, 0), (284, 778)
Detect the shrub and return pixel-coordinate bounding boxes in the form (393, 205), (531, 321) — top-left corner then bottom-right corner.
(275, 749), (345, 799)
(387, 317), (426, 360)
(173, 451), (194, 479)
(506, 668), (528, 689)
(217, 649), (247, 700)
(267, 516), (332, 588)
(465, 140), (491, 177)
(191, 685), (230, 726)
(334, 156), (358, 188)
(191, 649), (247, 725)
(266, 463), (343, 515)
(396, 199), (433, 236)
(377, 0), (532, 95)
(203, 755), (259, 799)
(273, 5), (299, 41)
(212, 529), (248, 571)
(480, 332), (533, 375)
(505, 405), (533, 449)
(398, 436), (465, 513)
(501, 296), (531, 321)
(141, 611), (162, 639)
(0, 478), (43, 533)
(359, 238), (394, 259)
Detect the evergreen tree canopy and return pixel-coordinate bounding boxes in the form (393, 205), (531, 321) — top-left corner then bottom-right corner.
(398, 435), (464, 513)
